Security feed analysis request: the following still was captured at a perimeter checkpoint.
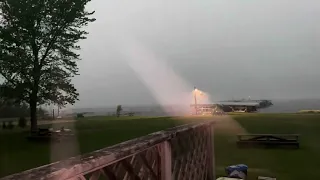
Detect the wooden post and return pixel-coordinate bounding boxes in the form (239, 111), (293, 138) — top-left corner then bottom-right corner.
(161, 141), (172, 180)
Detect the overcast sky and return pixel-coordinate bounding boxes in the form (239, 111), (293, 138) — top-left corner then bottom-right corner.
(72, 0), (320, 108)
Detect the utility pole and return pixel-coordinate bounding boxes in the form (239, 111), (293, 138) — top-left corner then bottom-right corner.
(194, 87), (197, 115)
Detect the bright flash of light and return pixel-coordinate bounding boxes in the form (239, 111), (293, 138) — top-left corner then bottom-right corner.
(117, 37), (206, 116)
(193, 88), (211, 104)
(115, 38), (248, 135)
(48, 34), (247, 174)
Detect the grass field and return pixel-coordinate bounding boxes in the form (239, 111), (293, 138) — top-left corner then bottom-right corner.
(215, 113), (320, 180)
(1, 114), (320, 180)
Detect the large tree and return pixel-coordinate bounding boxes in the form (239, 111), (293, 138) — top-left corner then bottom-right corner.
(0, 0), (95, 131)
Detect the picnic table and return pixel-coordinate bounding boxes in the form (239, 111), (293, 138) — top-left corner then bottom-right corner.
(237, 134), (300, 149)
(28, 127), (74, 142)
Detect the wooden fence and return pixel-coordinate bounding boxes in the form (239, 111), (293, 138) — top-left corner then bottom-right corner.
(1, 121), (215, 180)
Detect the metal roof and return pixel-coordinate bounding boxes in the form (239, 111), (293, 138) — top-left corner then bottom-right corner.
(217, 101), (260, 106)
(190, 102), (259, 107)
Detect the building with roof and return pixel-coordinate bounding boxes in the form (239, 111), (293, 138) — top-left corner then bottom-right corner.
(190, 100), (272, 114)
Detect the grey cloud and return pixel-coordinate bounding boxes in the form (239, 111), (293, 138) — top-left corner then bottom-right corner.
(73, 0), (320, 107)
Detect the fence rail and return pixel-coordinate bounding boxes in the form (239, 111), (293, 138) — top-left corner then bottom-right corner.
(1, 121), (215, 180)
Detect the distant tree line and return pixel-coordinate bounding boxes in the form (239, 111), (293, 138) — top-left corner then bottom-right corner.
(0, 101), (29, 118)
(0, 98), (47, 119)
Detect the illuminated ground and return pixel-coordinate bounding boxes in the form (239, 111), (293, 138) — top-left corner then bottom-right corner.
(1, 114), (320, 180)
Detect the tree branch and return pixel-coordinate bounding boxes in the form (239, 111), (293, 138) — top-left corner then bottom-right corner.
(0, 73), (16, 86)
(39, 19), (66, 67)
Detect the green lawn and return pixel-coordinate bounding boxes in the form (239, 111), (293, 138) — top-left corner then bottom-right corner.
(216, 113), (320, 180)
(0, 116), (191, 178)
(1, 114), (320, 180)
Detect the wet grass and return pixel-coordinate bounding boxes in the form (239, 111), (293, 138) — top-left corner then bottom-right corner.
(0, 116), (191, 177)
(1, 114), (320, 180)
(216, 113), (320, 180)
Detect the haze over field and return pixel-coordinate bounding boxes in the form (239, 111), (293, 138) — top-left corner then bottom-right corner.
(73, 0), (320, 108)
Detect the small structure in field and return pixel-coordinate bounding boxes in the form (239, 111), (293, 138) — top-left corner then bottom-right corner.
(237, 134), (300, 149)
(190, 101), (261, 114)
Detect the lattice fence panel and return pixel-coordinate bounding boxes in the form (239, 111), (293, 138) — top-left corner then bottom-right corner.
(81, 145), (161, 180)
(170, 125), (213, 180)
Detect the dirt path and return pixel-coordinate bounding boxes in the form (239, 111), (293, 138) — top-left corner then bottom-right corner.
(49, 120), (80, 165)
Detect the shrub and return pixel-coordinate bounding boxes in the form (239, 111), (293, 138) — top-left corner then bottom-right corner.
(77, 113), (84, 118)
(2, 121), (6, 129)
(116, 105), (123, 117)
(18, 117), (27, 128)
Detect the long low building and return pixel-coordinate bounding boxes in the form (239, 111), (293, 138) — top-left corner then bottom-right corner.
(190, 101), (265, 114)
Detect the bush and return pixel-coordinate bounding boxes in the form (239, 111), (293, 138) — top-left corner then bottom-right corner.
(2, 121), (6, 129)
(18, 117), (27, 128)
(77, 113), (84, 118)
(116, 105), (122, 117)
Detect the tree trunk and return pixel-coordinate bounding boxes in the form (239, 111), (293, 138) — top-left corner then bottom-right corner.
(30, 61), (40, 132)
(30, 80), (39, 132)
(30, 98), (38, 132)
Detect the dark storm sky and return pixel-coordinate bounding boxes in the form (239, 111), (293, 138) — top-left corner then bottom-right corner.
(72, 0), (320, 107)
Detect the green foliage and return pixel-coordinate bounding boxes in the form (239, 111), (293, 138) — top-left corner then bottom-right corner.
(0, 0), (95, 130)
(116, 105), (122, 117)
(18, 117), (27, 128)
(77, 113), (84, 118)
(0, 100), (47, 118)
(2, 121), (6, 129)
(0, 98), (30, 118)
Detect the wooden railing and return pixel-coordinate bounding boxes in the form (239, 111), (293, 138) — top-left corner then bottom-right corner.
(1, 121), (215, 180)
